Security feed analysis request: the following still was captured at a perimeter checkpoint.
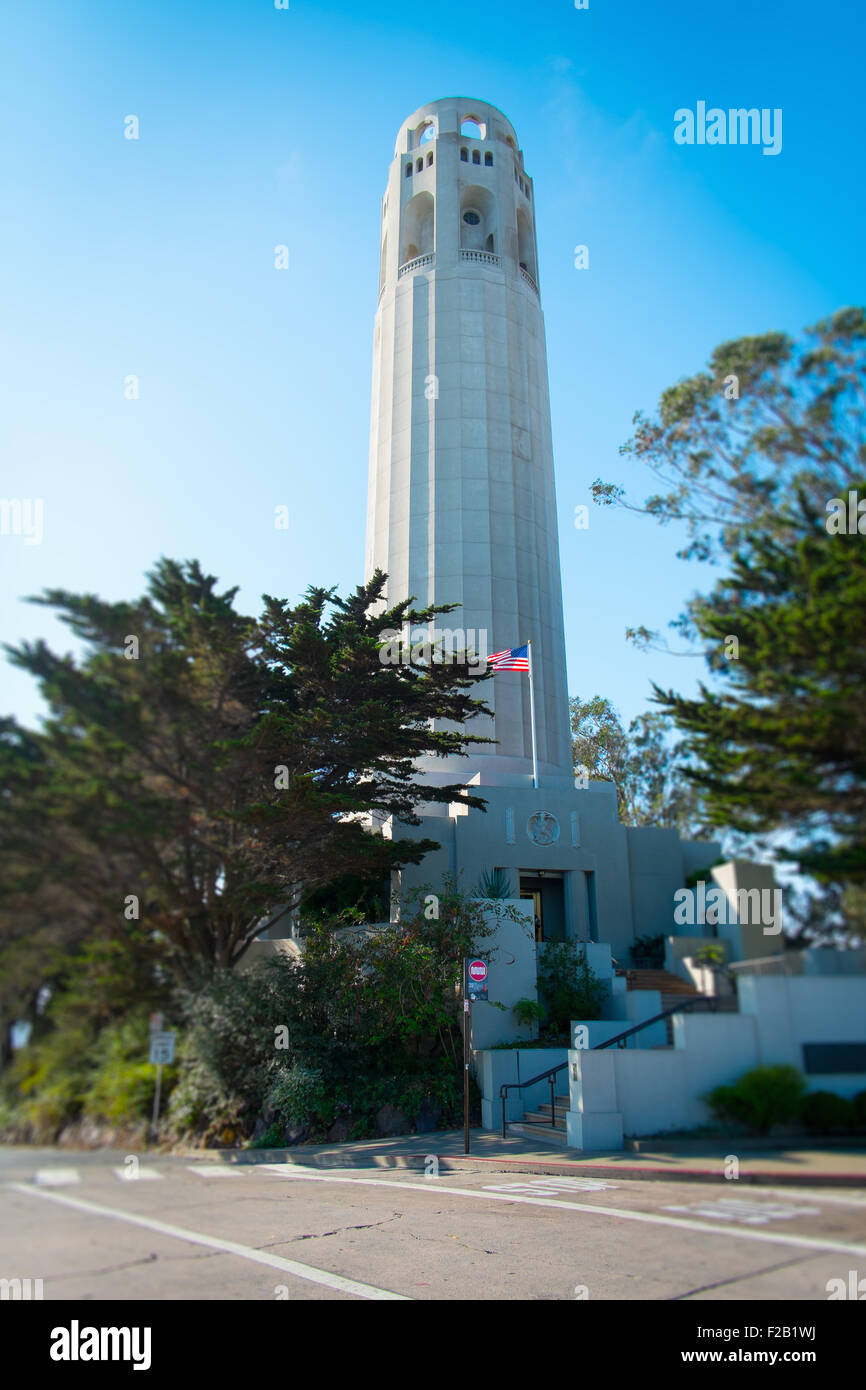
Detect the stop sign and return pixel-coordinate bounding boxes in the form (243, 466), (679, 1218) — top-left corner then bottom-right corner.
(468, 959), (487, 983)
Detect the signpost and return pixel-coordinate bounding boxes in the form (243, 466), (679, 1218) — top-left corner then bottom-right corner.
(148, 1020), (175, 1141)
(462, 958), (488, 1154)
(149, 1032), (175, 1066)
(467, 958), (488, 1001)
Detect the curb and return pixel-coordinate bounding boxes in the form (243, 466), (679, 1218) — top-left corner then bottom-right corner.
(187, 1146), (866, 1187)
(626, 1135), (866, 1154)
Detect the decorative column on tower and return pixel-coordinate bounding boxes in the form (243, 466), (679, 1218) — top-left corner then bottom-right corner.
(366, 98), (572, 790)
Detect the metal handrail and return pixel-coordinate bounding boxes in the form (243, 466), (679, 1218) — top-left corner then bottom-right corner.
(594, 995), (722, 1050)
(499, 1060), (568, 1139)
(498, 996), (723, 1137)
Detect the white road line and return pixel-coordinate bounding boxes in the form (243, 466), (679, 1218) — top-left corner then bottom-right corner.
(113, 1167), (163, 1182)
(10, 1184), (408, 1301)
(257, 1165), (866, 1258)
(185, 1165), (243, 1178)
(33, 1168), (80, 1186)
(759, 1186), (866, 1210)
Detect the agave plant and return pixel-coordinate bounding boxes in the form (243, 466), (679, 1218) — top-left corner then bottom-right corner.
(474, 867), (512, 899)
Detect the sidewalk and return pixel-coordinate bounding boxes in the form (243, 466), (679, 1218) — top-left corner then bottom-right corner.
(190, 1129), (866, 1187)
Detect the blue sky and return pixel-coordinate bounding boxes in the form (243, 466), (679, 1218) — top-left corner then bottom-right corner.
(1, 0), (863, 732)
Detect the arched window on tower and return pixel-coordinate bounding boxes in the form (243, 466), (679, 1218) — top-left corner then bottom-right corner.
(472, 150), (480, 165)
(401, 190), (435, 265)
(460, 148), (469, 162)
(459, 186), (497, 254)
(406, 163), (413, 178)
(484, 151), (493, 167)
(460, 117), (486, 139)
(426, 151), (433, 166)
(517, 206), (536, 280)
(416, 157), (423, 173)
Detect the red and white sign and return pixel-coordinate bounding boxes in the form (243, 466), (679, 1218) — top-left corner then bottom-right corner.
(468, 959), (488, 983)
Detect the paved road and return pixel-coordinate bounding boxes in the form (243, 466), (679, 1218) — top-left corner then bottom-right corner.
(2, 1147), (865, 1301)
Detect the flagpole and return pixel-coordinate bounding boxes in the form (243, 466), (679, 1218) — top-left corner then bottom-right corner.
(527, 640), (539, 790)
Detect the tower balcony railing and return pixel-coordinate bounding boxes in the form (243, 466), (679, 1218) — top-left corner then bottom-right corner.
(398, 252), (435, 277)
(520, 265), (539, 294)
(459, 249), (501, 268)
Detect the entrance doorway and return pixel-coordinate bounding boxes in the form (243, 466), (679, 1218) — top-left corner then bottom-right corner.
(519, 873), (566, 943)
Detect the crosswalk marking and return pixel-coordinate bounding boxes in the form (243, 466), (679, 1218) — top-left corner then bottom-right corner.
(760, 1186), (866, 1210)
(185, 1165), (243, 1177)
(33, 1168), (80, 1186)
(664, 1198), (821, 1226)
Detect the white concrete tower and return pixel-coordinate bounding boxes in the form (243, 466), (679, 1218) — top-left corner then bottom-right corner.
(366, 98), (572, 789)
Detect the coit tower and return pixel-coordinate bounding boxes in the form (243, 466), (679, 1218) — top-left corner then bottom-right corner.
(365, 99), (572, 790)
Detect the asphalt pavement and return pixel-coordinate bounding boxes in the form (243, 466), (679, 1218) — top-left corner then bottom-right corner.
(2, 1142), (865, 1301)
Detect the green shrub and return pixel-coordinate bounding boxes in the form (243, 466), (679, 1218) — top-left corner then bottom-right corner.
(165, 1045), (246, 1142)
(694, 942), (726, 969)
(801, 1090), (855, 1135)
(83, 1061), (160, 1126)
(703, 1083), (743, 1126)
(630, 933), (665, 968)
(16, 1073), (85, 1141)
(167, 875), (516, 1145)
(684, 859), (726, 890)
(704, 1064), (806, 1135)
(1, 1024), (94, 1139)
(266, 1064), (327, 1126)
(512, 998), (545, 1031)
(537, 942), (608, 1032)
(0, 933), (172, 1142)
(248, 1121), (285, 1149)
(853, 1091), (866, 1131)
(82, 1017), (173, 1125)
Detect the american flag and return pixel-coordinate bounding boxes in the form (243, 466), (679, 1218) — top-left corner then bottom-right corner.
(488, 645), (529, 671)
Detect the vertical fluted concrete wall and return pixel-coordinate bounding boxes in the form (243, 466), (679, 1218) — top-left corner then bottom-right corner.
(366, 98), (572, 785)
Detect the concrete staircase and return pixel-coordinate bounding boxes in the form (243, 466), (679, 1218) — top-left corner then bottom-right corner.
(509, 1095), (570, 1147)
(506, 971), (741, 1146)
(626, 968), (736, 1042)
(627, 967), (700, 1002)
